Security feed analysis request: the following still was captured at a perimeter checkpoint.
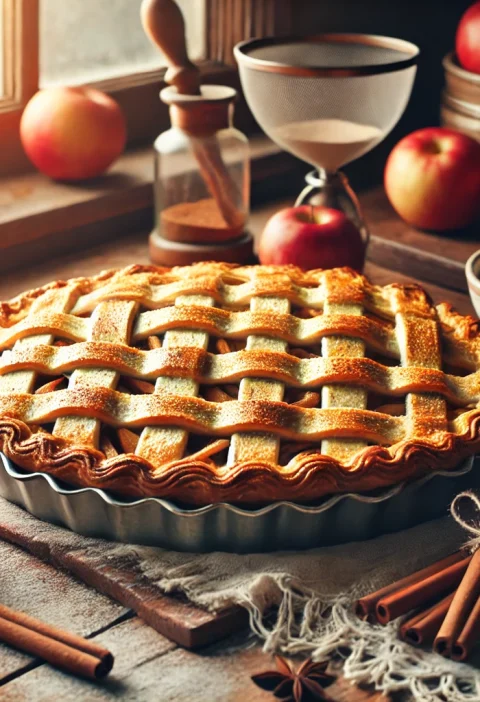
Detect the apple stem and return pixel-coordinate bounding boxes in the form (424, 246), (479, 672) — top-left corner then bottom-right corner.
(309, 204), (315, 223)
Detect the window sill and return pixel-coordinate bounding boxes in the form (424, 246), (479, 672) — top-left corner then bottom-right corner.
(0, 135), (305, 273)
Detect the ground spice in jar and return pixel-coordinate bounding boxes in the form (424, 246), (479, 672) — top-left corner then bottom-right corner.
(160, 198), (245, 244)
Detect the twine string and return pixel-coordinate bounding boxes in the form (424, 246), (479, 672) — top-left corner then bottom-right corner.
(450, 491), (480, 553)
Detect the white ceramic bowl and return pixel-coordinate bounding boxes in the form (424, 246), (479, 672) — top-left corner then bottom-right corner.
(466, 249), (480, 317)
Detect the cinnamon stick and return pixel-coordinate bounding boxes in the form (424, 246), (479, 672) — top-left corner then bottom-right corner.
(399, 593), (455, 646)
(434, 549), (480, 657)
(451, 594), (480, 661)
(191, 137), (244, 230)
(354, 551), (465, 621)
(0, 604), (113, 679)
(376, 555), (471, 625)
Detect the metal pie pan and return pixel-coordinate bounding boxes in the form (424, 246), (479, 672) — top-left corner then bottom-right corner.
(0, 454), (476, 553)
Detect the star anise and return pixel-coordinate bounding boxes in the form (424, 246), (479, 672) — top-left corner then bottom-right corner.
(251, 656), (336, 701)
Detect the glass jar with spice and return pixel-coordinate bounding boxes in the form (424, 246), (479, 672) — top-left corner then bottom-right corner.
(150, 84), (252, 265)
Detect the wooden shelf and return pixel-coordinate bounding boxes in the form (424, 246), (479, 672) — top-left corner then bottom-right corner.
(0, 136), (303, 273)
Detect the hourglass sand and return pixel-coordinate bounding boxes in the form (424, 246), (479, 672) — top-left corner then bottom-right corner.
(234, 34), (419, 237)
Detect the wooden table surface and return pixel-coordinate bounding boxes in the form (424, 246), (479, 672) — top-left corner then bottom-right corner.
(0, 187), (477, 701)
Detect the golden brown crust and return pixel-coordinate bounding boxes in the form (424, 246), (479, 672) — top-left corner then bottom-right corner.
(0, 262), (478, 506)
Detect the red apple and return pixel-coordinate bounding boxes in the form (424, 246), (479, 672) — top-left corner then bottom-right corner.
(384, 127), (480, 231)
(456, 1), (480, 74)
(258, 206), (365, 271)
(20, 87), (127, 181)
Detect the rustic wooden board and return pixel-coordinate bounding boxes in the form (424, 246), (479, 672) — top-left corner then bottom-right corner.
(0, 499), (247, 650)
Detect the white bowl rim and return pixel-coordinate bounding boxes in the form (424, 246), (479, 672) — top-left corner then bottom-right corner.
(465, 249), (480, 291)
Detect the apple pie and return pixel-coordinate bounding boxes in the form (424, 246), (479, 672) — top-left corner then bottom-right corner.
(0, 262), (478, 505)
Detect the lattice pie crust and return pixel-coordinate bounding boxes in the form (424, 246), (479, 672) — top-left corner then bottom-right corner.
(0, 263), (478, 505)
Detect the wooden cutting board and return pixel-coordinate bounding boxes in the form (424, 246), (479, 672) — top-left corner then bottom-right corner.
(0, 498), (248, 650)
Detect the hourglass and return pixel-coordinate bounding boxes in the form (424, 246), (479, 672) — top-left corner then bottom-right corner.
(234, 34), (419, 237)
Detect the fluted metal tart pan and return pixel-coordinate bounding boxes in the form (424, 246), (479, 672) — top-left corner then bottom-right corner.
(0, 454), (476, 553)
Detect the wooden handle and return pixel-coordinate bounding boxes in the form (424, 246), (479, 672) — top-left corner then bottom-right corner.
(140, 0), (200, 94)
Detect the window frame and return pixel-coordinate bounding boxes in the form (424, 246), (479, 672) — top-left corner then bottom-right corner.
(0, 0), (39, 175)
(0, 0), (293, 177)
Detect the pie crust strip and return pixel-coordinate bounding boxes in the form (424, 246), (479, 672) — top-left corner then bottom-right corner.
(227, 291), (290, 465)
(129, 308), (399, 358)
(320, 270), (368, 461)
(135, 294), (215, 465)
(395, 301), (447, 444)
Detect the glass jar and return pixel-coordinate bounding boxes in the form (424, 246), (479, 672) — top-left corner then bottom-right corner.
(153, 85), (250, 251)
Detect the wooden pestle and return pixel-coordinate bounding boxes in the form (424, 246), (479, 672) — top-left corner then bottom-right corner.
(140, 0), (243, 230)
(141, 0), (200, 94)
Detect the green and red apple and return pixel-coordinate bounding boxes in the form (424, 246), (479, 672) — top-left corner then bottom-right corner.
(20, 87), (127, 181)
(258, 206), (366, 271)
(384, 127), (480, 231)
